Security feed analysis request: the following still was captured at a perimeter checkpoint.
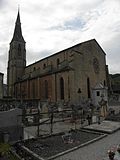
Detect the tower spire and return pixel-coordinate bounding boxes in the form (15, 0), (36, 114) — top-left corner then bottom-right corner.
(11, 9), (25, 43)
(16, 8), (20, 24)
(8, 9), (26, 97)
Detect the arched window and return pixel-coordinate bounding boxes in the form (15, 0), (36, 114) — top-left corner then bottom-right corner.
(57, 58), (60, 67)
(43, 63), (46, 69)
(87, 77), (91, 98)
(45, 80), (48, 99)
(18, 44), (21, 56)
(60, 77), (64, 99)
(15, 86), (17, 98)
(104, 80), (106, 86)
(18, 44), (21, 51)
(32, 81), (35, 99)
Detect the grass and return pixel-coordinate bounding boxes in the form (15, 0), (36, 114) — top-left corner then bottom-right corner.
(0, 143), (20, 160)
(0, 143), (10, 153)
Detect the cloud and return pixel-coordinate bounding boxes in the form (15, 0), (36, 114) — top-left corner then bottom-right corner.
(0, 52), (8, 83)
(0, 0), (5, 8)
(103, 33), (120, 73)
(50, 17), (86, 31)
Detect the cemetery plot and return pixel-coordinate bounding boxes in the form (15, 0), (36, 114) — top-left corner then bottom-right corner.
(16, 129), (105, 159)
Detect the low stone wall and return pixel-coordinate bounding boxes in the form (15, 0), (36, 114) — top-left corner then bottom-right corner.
(0, 108), (22, 128)
(0, 108), (23, 142)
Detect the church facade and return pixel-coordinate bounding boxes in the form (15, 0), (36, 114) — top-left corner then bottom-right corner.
(7, 11), (108, 105)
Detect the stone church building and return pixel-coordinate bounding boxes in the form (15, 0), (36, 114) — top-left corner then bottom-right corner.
(7, 11), (108, 105)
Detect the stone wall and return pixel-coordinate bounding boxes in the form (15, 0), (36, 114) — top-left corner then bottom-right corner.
(0, 108), (23, 142)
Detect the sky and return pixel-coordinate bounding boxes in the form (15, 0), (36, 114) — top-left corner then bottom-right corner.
(0, 0), (120, 83)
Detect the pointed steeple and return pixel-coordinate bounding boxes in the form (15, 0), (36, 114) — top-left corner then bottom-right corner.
(16, 9), (20, 24)
(8, 8), (26, 97)
(11, 9), (25, 43)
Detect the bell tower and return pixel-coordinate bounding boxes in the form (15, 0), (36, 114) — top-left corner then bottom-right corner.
(7, 10), (26, 97)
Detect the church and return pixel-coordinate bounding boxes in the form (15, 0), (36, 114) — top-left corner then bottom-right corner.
(7, 11), (108, 105)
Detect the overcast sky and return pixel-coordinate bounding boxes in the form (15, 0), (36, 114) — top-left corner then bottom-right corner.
(0, 0), (120, 83)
